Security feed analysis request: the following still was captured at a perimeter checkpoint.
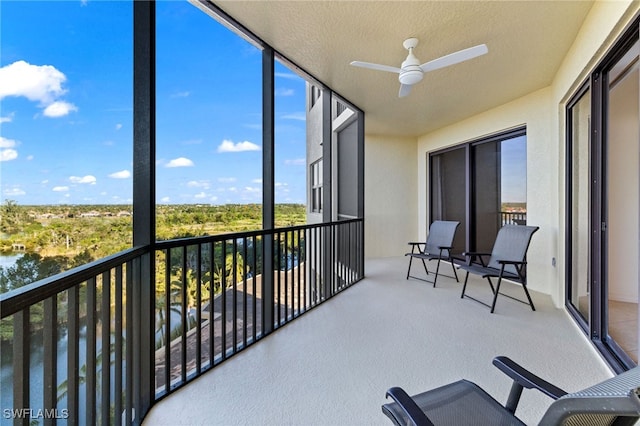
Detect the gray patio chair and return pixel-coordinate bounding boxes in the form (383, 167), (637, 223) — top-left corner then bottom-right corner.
(459, 224), (539, 313)
(382, 355), (640, 426)
(406, 220), (460, 287)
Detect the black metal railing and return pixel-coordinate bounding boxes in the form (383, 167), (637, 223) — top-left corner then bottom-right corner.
(0, 219), (364, 425)
(0, 246), (150, 426)
(500, 211), (527, 226)
(152, 219), (363, 398)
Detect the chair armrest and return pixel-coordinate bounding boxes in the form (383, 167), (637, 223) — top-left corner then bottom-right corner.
(385, 387), (435, 426)
(437, 245), (453, 250)
(462, 251), (492, 258)
(496, 260), (527, 266)
(462, 252), (491, 266)
(493, 356), (568, 405)
(408, 242), (425, 246)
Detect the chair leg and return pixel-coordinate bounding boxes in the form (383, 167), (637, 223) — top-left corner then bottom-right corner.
(406, 255), (430, 281)
(490, 276), (503, 314)
(421, 259), (429, 276)
(450, 258), (459, 282)
(461, 272), (470, 298)
(486, 277), (496, 294)
(522, 283), (536, 311)
(406, 255), (413, 280)
(433, 259), (441, 288)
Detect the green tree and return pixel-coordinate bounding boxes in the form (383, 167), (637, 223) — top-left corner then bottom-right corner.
(1, 199), (32, 234)
(0, 253), (69, 340)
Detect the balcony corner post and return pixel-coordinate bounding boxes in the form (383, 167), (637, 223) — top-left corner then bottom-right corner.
(133, 0), (156, 422)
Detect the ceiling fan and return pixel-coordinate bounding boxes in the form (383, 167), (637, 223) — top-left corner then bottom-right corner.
(350, 38), (488, 98)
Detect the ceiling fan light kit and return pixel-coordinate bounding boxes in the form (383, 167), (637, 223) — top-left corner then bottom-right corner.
(350, 37), (488, 97)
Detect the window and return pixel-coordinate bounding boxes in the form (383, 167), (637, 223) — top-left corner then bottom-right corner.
(311, 159), (323, 213)
(430, 128), (527, 258)
(336, 119), (359, 219)
(310, 85), (322, 109)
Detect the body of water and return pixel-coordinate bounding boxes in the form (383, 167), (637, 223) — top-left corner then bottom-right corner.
(0, 253), (23, 270)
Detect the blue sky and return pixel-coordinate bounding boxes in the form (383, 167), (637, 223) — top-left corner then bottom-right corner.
(501, 135), (527, 203)
(0, 0), (308, 206)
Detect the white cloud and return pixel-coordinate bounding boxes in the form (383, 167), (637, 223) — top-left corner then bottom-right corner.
(69, 175), (96, 184)
(281, 112), (306, 121)
(0, 136), (16, 148)
(194, 192), (207, 199)
(3, 187), (25, 196)
(244, 186), (260, 193)
(275, 72), (300, 80)
(217, 177), (236, 183)
(109, 170), (131, 179)
(0, 61), (77, 118)
(284, 158), (306, 166)
(0, 136), (18, 161)
(187, 180), (210, 188)
(166, 157), (194, 168)
(26, 155), (34, 161)
(43, 101), (78, 117)
(115, 123), (122, 130)
(0, 149), (18, 162)
(160, 196), (170, 203)
(0, 112), (15, 123)
(41, 180), (49, 184)
(217, 139), (260, 153)
(171, 91), (191, 98)
(276, 88), (295, 97)
(0, 61), (66, 103)
(53, 186), (69, 192)
(252, 178), (262, 184)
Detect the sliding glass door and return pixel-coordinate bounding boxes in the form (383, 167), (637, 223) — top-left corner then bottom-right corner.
(605, 38), (639, 365)
(566, 21), (639, 371)
(429, 128), (527, 260)
(567, 86), (591, 326)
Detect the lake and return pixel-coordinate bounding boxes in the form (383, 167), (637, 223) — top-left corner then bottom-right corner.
(0, 253), (23, 270)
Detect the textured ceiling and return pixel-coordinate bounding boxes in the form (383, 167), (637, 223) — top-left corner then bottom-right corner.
(213, 1), (594, 137)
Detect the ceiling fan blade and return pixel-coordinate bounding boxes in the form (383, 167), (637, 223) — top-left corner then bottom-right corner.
(420, 44), (488, 73)
(350, 61), (402, 74)
(398, 84), (412, 98)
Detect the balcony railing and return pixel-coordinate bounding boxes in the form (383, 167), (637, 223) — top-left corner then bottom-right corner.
(500, 211), (527, 226)
(0, 219), (363, 425)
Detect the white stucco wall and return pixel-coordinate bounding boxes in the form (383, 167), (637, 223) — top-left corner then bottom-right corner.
(363, 0), (640, 308)
(364, 135), (418, 258)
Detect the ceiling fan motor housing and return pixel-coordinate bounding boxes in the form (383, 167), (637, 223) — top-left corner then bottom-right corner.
(399, 46), (424, 85)
(399, 66), (423, 85)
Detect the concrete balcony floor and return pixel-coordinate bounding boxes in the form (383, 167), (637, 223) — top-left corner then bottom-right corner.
(144, 256), (612, 425)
